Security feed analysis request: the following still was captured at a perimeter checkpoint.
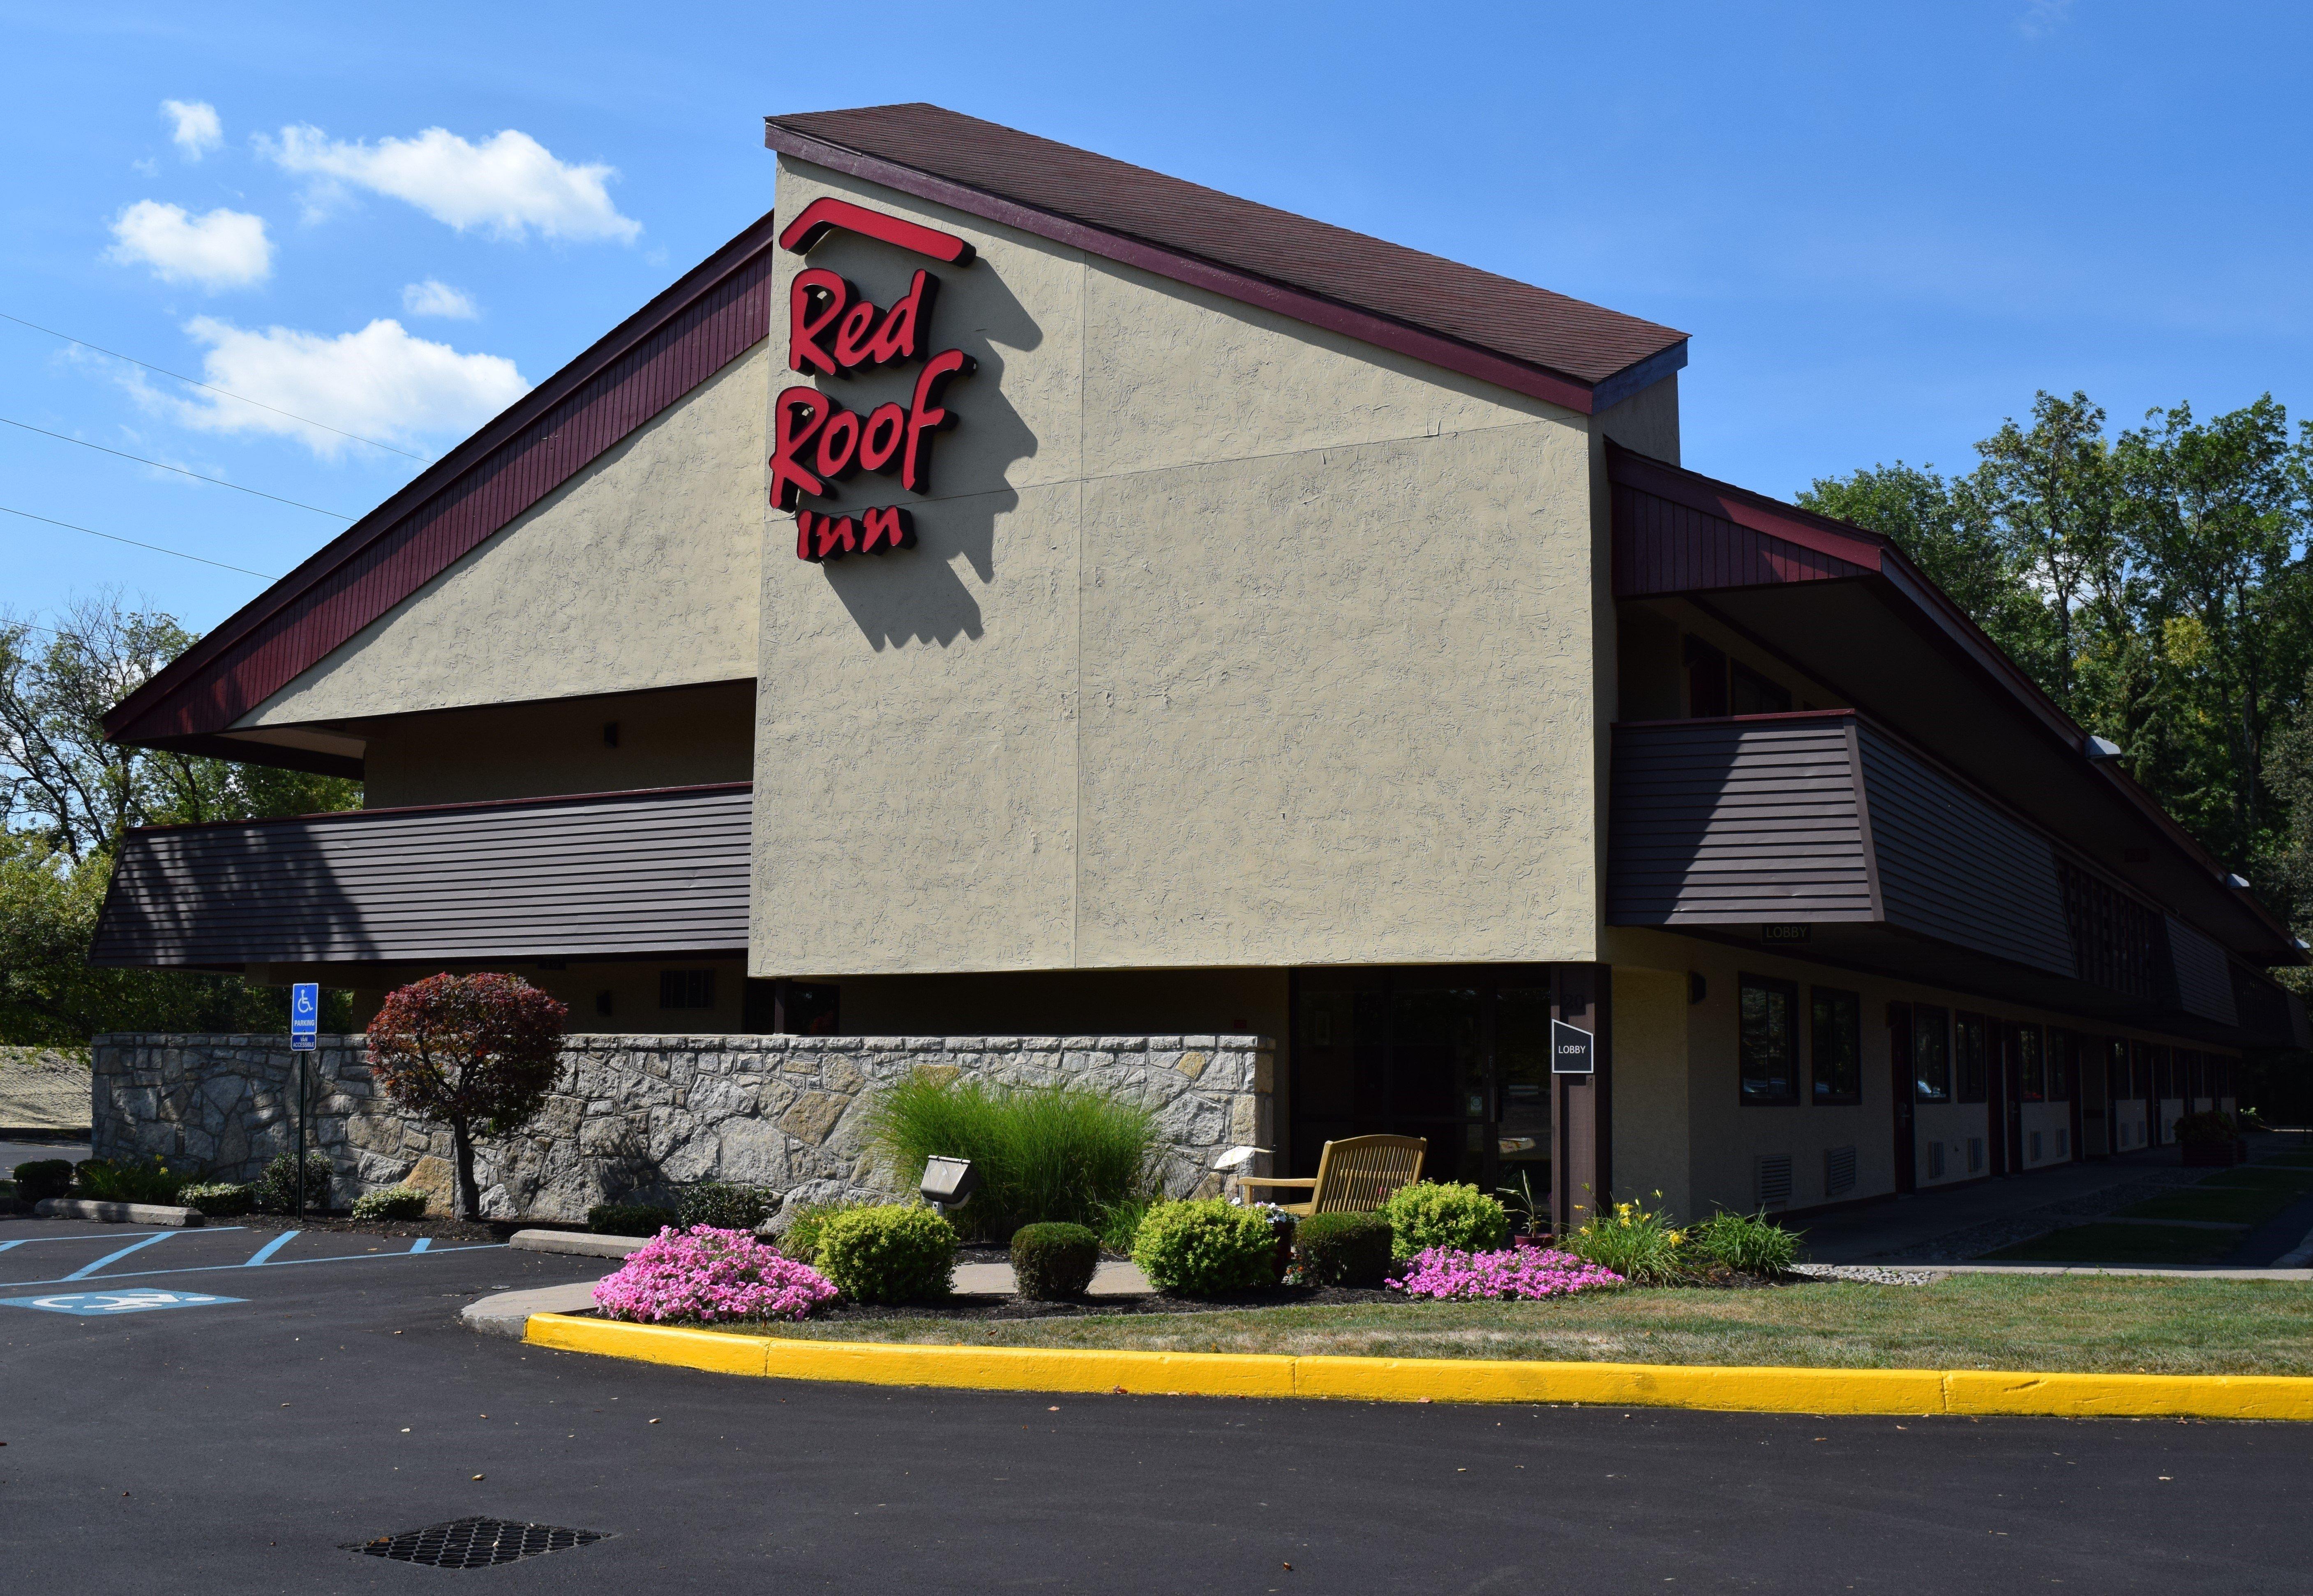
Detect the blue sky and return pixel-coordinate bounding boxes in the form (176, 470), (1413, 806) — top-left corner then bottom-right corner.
(5, 1), (2310, 636)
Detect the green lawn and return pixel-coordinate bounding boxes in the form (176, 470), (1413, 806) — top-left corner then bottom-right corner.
(2119, 1187), (2298, 1226)
(2191, 1167), (2313, 1191)
(704, 1275), (2313, 1376)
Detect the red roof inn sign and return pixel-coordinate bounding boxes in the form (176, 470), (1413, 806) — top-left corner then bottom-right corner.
(770, 198), (979, 563)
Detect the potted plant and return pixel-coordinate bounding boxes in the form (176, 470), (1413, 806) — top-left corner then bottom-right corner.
(1497, 1170), (1550, 1248)
(2176, 1110), (2247, 1167)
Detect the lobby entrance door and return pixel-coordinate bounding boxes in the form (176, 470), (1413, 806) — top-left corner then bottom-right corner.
(1288, 967), (1554, 1199)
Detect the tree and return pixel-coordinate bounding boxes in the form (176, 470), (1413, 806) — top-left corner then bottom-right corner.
(0, 595), (360, 1044)
(367, 973), (570, 1220)
(1797, 459), (2052, 682)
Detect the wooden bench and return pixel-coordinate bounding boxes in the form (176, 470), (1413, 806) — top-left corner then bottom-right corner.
(1236, 1135), (1427, 1217)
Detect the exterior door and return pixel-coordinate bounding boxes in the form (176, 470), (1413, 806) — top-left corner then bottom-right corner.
(1888, 1003), (1917, 1193)
(1986, 1025), (2011, 1176)
(1289, 967), (1554, 1198)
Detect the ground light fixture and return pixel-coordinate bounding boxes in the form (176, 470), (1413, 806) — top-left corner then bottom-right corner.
(919, 1155), (979, 1217)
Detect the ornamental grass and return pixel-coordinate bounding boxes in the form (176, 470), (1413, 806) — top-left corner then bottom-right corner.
(1387, 1245), (1625, 1302)
(593, 1225), (836, 1324)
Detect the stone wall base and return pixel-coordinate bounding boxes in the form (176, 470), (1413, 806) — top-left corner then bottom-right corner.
(91, 1032), (1276, 1224)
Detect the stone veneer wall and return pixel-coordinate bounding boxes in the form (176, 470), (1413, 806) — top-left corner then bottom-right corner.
(90, 1031), (1275, 1222)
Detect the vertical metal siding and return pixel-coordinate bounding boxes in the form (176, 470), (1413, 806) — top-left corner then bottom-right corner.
(1606, 719), (1878, 923)
(89, 785), (752, 966)
(1611, 485), (1870, 597)
(148, 256), (775, 738)
(1856, 723), (2073, 976)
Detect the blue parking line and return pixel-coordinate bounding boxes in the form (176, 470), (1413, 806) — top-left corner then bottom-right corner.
(0, 1242), (503, 1292)
(0, 1229), (243, 1246)
(63, 1230), (175, 1280)
(244, 1231), (299, 1266)
(409, 1237), (430, 1254)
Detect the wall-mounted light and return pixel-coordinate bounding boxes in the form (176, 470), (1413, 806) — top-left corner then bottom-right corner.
(2085, 736), (2122, 761)
(2225, 873), (2251, 889)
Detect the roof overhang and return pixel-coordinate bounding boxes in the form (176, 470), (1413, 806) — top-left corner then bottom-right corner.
(1609, 443), (2302, 968)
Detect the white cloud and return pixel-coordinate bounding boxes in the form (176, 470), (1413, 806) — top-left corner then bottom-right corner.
(162, 99), (223, 159)
(262, 123), (640, 242)
(2018, 0), (2073, 38)
(106, 201), (272, 291)
(156, 316), (529, 459)
(401, 278), (479, 319)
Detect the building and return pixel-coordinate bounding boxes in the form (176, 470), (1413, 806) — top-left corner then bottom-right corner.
(91, 103), (2306, 1226)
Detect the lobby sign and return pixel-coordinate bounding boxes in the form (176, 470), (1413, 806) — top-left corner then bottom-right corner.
(1550, 1019), (1595, 1075)
(770, 198), (978, 563)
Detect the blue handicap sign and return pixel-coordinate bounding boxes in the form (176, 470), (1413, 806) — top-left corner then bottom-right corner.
(2, 1289), (244, 1316)
(291, 981), (319, 1050)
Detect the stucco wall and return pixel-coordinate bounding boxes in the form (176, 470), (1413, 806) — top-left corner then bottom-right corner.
(238, 343), (769, 729)
(1606, 928), (2239, 1219)
(351, 680), (755, 808)
(1609, 966), (1691, 1218)
(754, 160), (1607, 977)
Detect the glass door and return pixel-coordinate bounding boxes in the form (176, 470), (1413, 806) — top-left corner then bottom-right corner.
(1289, 967), (1554, 1195)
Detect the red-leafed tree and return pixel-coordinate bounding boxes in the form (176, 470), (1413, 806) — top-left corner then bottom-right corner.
(367, 973), (569, 1220)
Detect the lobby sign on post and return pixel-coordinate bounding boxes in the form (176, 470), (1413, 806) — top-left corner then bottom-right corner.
(290, 983), (317, 1219)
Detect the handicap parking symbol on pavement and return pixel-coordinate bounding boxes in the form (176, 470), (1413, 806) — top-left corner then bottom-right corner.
(0, 1289), (245, 1316)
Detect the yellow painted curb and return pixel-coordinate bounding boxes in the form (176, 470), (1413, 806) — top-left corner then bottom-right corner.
(523, 1314), (2313, 1421)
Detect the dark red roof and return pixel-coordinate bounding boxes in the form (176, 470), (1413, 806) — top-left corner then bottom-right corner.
(763, 103), (1686, 414)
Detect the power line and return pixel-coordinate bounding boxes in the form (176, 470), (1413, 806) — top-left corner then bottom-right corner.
(0, 505), (279, 580)
(0, 419), (355, 519)
(0, 310), (431, 463)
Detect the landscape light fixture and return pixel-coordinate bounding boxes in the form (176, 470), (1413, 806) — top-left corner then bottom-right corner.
(1212, 1145), (1268, 1172)
(919, 1155), (979, 1216)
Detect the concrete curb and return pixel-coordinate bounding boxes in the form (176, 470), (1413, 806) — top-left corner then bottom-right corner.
(463, 1281), (607, 1339)
(519, 1314), (2313, 1420)
(32, 1197), (205, 1227)
(507, 1229), (648, 1259)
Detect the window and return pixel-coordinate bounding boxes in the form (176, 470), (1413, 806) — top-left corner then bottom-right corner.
(1954, 1013), (1986, 1102)
(1685, 635), (1729, 717)
(1810, 987), (1862, 1105)
(1967, 1136), (1985, 1173)
(2152, 1045), (2174, 1100)
(1915, 1006), (1952, 1102)
(2049, 1031), (2078, 1102)
(2131, 1040), (2153, 1100)
(1729, 660), (1793, 716)
(1739, 976), (1800, 1104)
(2181, 1050), (2205, 1101)
(658, 969), (716, 1011)
(2019, 1025), (2045, 1102)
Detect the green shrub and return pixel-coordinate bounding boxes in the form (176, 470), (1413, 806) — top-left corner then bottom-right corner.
(2176, 1110), (2239, 1146)
(254, 1151), (336, 1213)
(1010, 1221), (1101, 1299)
(13, 1158), (74, 1202)
(1564, 1195), (1692, 1286)
(1293, 1211), (1394, 1287)
(1094, 1195), (1151, 1253)
(776, 1200), (867, 1265)
(589, 1202), (677, 1237)
(1685, 1209), (1799, 1276)
(866, 1071), (1157, 1238)
(816, 1204), (958, 1303)
(1380, 1181), (1511, 1260)
(351, 1185), (431, 1222)
(678, 1182), (772, 1231)
(74, 1155), (194, 1204)
(1131, 1199), (1278, 1296)
(178, 1181), (255, 1218)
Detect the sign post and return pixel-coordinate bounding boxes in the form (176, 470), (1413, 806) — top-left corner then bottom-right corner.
(290, 983), (318, 1219)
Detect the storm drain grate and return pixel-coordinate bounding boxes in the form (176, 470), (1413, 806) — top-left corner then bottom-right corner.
(346, 1517), (610, 1569)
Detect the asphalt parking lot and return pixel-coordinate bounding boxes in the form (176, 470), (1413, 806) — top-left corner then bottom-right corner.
(6, 1212), (2313, 1594)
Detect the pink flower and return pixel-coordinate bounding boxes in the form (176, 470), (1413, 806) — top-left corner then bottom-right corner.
(593, 1225), (838, 1324)
(1386, 1245), (1625, 1301)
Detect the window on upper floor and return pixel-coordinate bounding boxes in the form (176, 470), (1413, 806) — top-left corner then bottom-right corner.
(1729, 660), (1793, 716)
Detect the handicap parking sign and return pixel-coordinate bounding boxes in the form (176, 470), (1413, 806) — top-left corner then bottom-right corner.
(291, 980), (319, 1051)
(1, 1290), (245, 1316)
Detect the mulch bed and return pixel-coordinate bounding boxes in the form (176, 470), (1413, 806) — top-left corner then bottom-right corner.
(802, 1284), (1406, 1322)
